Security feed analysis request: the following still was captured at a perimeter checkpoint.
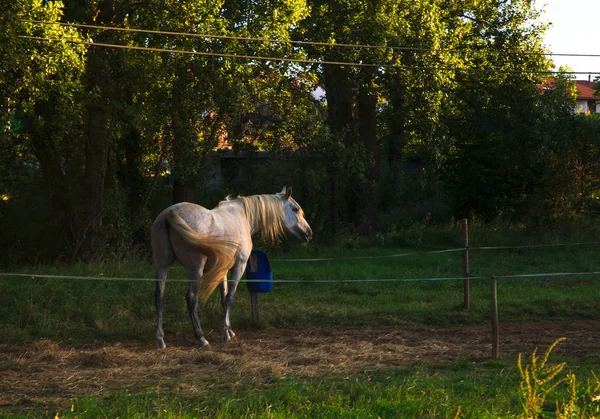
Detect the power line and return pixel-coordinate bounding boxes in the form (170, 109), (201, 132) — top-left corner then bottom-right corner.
(21, 19), (600, 59)
(26, 19), (400, 51)
(20, 36), (393, 68)
(20, 35), (600, 75)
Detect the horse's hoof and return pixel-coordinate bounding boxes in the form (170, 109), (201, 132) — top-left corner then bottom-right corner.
(156, 339), (166, 350)
(221, 328), (236, 343)
(197, 336), (210, 348)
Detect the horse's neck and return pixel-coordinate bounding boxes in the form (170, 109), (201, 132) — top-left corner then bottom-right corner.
(216, 199), (260, 234)
(240, 198), (265, 235)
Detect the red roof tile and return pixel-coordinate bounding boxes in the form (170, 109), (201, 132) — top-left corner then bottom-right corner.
(575, 80), (600, 100)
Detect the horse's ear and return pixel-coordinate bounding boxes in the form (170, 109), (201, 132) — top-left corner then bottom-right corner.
(280, 186), (292, 199)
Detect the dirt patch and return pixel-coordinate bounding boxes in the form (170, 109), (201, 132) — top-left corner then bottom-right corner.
(1, 319), (599, 411)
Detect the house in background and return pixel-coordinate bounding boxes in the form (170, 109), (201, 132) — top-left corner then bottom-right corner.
(574, 80), (600, 113)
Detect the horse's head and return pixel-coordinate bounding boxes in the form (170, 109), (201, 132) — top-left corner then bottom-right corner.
(279, 186), (312, 243)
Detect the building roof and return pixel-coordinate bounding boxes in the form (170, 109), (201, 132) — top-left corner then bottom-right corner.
(575, 80), (600, 101)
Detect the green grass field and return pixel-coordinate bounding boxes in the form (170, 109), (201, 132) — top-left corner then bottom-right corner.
(1, 223), (600, 417)
(40, 363), (525, 418)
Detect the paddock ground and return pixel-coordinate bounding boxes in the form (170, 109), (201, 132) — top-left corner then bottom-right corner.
(2, 319), (600, 411)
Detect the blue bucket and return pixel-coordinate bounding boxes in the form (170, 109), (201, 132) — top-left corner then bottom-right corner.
(245, 250), (273, 293)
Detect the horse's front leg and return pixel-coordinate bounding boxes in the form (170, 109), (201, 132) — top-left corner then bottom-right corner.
(220, 260), (246, 343)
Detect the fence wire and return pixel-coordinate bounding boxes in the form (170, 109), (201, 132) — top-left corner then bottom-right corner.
(270, 241), (600, 262)
(2, 270), (600, 284)
(1, 239), (598, 284)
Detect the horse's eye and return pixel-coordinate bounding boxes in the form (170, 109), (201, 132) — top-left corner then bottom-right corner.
(292, 207), (299, 213)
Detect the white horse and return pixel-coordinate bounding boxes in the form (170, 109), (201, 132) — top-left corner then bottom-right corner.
(151, 187), (312, 349)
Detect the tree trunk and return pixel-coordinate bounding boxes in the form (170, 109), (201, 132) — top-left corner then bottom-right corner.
(323, 65), (355, 231)
(123, 126), (144, 212)
(358, 74), (379, 235)
(324, 66), (355, 139)
(173, 178), (196, 203)
(79, 95), (109, 256)
(27, 100), (73, 247)
(75, 0), (116, 258)
(171, 115), (197, 204)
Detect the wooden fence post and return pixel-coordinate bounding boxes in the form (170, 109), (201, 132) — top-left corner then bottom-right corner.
(250, 292), (260, 323)
(463, 219), (470, 309)
(490, 276), (499, 359)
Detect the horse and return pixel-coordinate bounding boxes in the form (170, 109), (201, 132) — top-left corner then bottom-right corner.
(151, 186), (312, 349)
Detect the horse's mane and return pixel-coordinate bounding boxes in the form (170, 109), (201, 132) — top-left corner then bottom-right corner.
(221, 194), (286, 243)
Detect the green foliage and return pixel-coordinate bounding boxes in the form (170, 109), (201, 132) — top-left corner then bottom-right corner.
(440, 70), (597, 223)
(0, 0), (88, 258)
(518, 338), (600, 419)
(2, 0), (600, 262)
(518, 338), (569, 418)
(543, 113), (600, 220)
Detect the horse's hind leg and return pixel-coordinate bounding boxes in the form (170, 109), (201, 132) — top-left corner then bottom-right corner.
(186, 262), (209, 347)
(155, 270), (168, 349)
(221, 260), (245, 343)
(219, 278), (235, 341)
(152, 216), (175, 349)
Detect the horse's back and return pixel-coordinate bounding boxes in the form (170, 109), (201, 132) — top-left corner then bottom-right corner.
(152, 202), (211, 230)
(151, 200), (251, 270)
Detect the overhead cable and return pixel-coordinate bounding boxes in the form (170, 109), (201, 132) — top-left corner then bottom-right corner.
(21, 19), (600, 59)
(20, 35), (600, 74)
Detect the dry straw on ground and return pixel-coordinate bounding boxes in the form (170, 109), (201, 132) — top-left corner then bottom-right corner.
(1, 319), (600, 411)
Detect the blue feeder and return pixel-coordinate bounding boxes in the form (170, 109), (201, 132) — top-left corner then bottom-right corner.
(245, 250), (273, 293)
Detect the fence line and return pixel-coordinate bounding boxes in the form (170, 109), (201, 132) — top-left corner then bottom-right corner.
(0, 271), (477, 283)
(271, 247), (465, 262)
(1, 238), (598, 283)
(494, 271), (600, 279)
(2, 270), (600, 284)
(270, 241), (600, 262)
(3, 230), (597, 359)
(0, 241), (596, 270)
(473, 241), (600, 251)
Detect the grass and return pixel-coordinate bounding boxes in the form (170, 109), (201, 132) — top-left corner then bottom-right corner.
(9, 361), (523, 418)
(2, 242), (599, 342)
(1, 223), (600, 417)
(13, 358), (600, 419)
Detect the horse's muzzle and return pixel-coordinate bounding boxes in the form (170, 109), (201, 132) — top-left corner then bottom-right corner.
(304, 227), (313, 243)
(293, 225), (312, 243)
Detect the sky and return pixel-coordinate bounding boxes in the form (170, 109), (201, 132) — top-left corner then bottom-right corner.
(538, 0), (600, 77)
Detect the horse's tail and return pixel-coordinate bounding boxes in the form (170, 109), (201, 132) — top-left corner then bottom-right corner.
(166, 210), (239, 302)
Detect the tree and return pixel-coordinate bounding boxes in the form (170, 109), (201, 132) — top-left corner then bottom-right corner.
(297, 0), (398, 234)
(1, 1), (87, 257)
(432, 0), (555, 220)
(297, 0), (555, 230)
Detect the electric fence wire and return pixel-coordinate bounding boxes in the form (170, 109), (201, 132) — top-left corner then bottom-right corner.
(1, 240), (599, 283)
(2, 270), (600, 284)
(270, 241), (600, 262)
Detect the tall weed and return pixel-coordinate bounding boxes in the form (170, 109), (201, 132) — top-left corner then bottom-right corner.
(518, 338), (600, 419)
